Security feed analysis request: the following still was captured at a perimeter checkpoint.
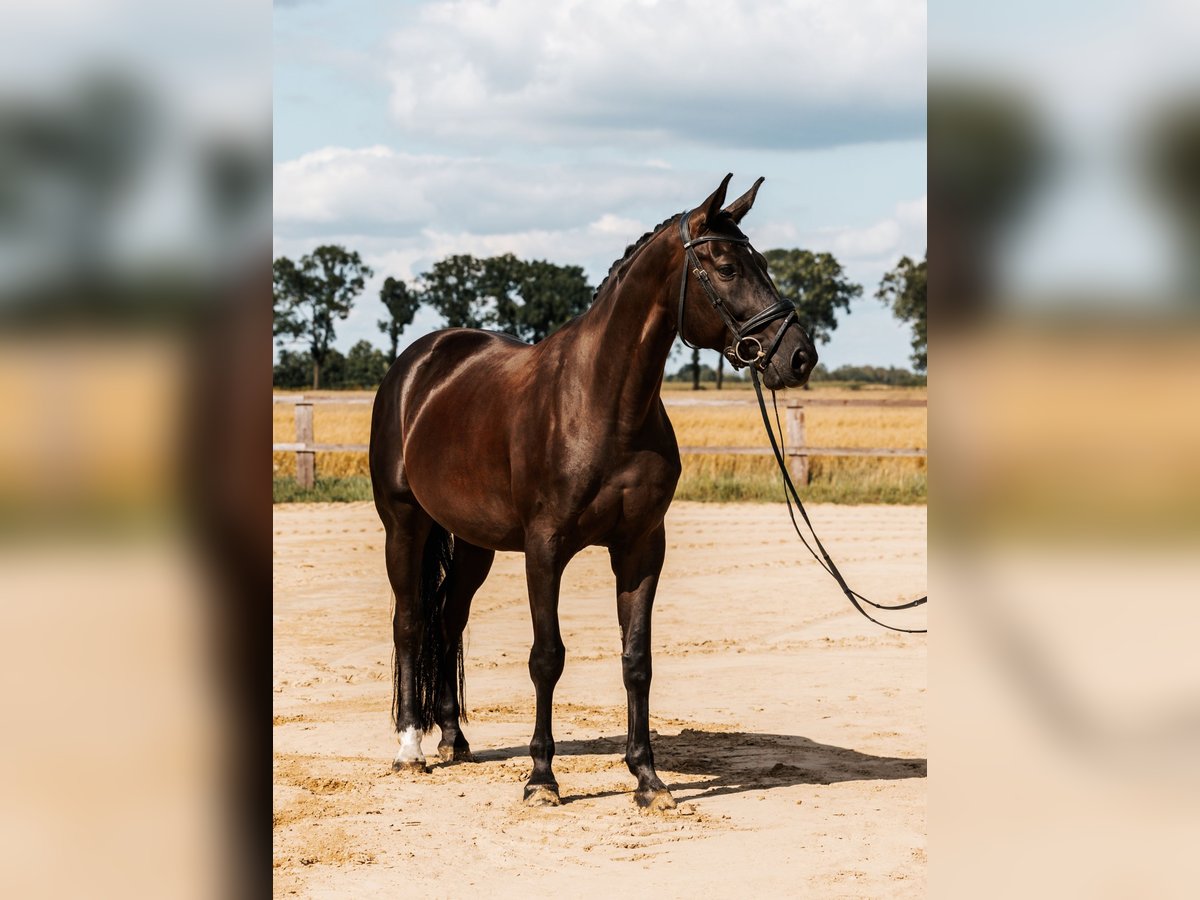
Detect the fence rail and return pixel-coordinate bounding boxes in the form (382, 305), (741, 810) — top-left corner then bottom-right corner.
(273, 393), (927, 489)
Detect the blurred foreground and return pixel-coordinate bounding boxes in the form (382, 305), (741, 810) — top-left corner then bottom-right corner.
(0, 1), (269, 897)
(931, 1), (1200, 895)
(934, 323), (1200, 896)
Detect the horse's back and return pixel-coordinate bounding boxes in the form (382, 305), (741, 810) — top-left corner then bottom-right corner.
(375, 325), (529, 416)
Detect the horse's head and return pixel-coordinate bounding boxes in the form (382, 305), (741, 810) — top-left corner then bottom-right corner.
(678, 174), (818, 390)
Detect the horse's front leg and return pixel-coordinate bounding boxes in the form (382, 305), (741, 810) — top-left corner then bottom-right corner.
(523, 536), (567, 806)
(610, 523), (675, 811)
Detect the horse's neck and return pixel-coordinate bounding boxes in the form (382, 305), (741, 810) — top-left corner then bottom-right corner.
(575, 235), (679, 429)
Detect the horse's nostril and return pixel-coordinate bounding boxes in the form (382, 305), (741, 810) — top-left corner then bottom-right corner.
(791, 348), (809, 372)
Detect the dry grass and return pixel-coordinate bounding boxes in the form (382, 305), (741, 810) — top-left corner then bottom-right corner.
(272, 393), (372, 481)
(672, 394), (925, 502)
(272, 385), (926, 504)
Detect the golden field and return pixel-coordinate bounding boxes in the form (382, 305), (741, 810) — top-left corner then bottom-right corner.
(273, 384), (926, 503)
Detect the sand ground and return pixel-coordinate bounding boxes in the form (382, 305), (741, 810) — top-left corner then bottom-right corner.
(273, 501), (926, 897)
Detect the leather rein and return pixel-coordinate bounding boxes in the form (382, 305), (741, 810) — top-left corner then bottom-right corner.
(675, 210), (928, 634)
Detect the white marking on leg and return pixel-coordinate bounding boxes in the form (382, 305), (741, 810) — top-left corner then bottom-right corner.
(394, 726), (425, 764)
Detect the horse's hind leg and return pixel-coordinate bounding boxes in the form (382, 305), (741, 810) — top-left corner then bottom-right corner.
(436, 539), (494, 763)
(380, 500), (434, 772)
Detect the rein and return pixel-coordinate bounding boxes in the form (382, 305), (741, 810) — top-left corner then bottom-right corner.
(675, 210), (928, 634)
(749, 368), (928, 633)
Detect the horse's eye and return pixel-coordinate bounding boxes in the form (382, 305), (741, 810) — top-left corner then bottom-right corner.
(717, 265), (737, 278)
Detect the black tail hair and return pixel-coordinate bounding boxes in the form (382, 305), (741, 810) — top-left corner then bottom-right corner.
(391, 523), (463, 733)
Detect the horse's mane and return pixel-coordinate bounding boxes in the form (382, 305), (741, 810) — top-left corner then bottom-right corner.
(591, 212), (684, 302)
(591, 209), (744, 303)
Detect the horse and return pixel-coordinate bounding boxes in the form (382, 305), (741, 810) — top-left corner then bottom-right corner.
(369, 174), (817, 810)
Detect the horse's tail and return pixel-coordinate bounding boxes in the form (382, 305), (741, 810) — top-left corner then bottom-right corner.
(391, 522), (460, 733)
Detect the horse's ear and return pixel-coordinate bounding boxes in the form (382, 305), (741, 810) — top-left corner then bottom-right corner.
(697, 173), (734, 229)
(724, 176), (765, 224)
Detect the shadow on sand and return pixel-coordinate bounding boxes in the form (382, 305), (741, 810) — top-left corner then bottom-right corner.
(471, 728), (926, 803)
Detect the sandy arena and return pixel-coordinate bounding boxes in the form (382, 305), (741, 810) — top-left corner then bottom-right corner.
(273, 501), (927, 897)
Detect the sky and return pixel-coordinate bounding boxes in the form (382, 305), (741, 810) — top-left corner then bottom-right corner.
(273, 0), (928, 372)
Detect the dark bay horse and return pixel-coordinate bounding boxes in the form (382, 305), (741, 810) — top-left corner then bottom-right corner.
(369, 175), (817, 810)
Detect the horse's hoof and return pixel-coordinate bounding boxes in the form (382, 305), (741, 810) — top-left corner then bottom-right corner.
(391, 759), (429, 774)
(437, 744), (474, 763)
(523, 784), (561, 807)
(635, 789), (677, 812)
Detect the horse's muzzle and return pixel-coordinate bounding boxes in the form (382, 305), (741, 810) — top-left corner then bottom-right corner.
(790, 347), (814, 383)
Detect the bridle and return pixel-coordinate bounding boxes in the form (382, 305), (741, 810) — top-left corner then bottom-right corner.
(676, 210), (801, 371)
(674, 208), (928, 634)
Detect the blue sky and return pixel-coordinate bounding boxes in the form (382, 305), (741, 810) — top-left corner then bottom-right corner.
(274, 0), (927, 371)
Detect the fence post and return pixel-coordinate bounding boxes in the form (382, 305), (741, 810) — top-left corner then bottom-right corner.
(786, 400), (809, 485)
(294, 400), (314, 489)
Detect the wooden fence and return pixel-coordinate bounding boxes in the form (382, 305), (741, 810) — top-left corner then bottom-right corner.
(273, 394), (927, 489)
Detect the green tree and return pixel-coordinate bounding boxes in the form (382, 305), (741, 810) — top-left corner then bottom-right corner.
(418, 254), (504, 329)
(418, 253), (592, 342)
(762, 249), (862, 345)
(667, 358), (720, 383)
(503, 259), (593, 343)
(319, 348), (347, 387)
(809, 363), (926, 386)
(877, 253), (927, 372)
(377, 276), (420, 360)
(343, 339), (391, 388)
(272, 349), (311, 389)
(273, 348), (347, 388)
(273, 245), (373, 389)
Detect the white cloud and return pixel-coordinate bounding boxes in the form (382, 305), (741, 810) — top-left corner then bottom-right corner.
(273, 146), (700, 236)
(827, 219), (904, 258)
(383, 0), (926, 149)
(274, 146), (435, 226)
(747, 220), (802, 248)
(272, 211), (669, 297)
(896, 194), (928, 227)
(806, 194), (926, 265)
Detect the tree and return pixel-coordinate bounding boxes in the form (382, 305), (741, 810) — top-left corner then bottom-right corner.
(762, 249), (862, 345)
(343, 339), (391, 388)
(503, 259), (593, 343)
(877, 253), (927, 372)
(417, 254), (503, 330)
(273, 245), (373, 389)
(377, 276), (420, 360)
(809, 363), (926, 386)
(273, 348), (347, 388)
(319, 348), (347, 387)
(666, 359), (722, 383)
(691, 347), (701, 391)
(418, 253), (592, 342)
(272, 349), (311, 389)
